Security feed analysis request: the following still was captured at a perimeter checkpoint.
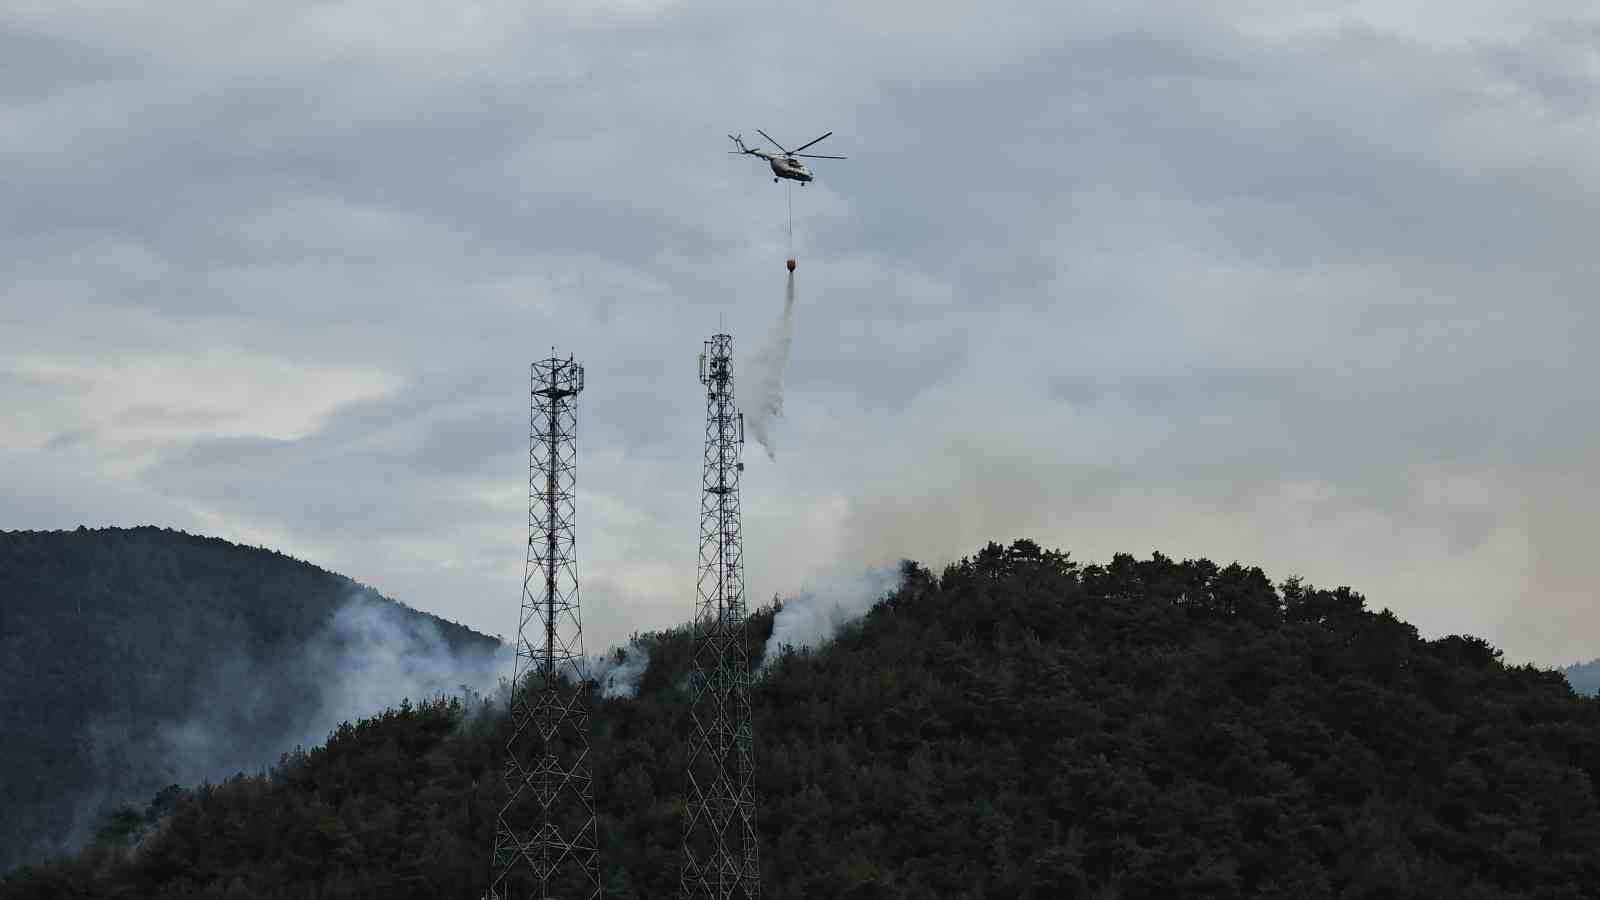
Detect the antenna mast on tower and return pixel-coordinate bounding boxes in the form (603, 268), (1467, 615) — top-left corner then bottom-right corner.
(489, 354), (602, 900)
(682, 334), (762, 899)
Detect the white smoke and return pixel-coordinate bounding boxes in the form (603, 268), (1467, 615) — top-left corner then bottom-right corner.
(173, 596), (505, 784)
(53, 592), (507, 863)
(746, 271), (796, 460)
(589, 639), (651, 700)
(759, 567), (902, 671)
(299, 597), (508, 733)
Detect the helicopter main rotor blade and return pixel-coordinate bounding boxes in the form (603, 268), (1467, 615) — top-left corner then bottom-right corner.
(755, 129), (790, 154)
(789, 131), (834, 154)
(794, 153), (847, 159)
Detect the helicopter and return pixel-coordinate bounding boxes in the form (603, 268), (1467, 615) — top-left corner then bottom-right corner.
(728, 130), (847, 184)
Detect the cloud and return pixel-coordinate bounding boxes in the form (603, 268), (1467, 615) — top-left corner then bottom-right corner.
(2, 2), (1597, 664)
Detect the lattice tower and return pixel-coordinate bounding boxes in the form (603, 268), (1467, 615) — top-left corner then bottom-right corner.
(489, 355), (601, 900)
(681, 334), (761, 899)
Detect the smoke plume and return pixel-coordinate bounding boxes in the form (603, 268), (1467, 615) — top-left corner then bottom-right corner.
(150, 595), (506, 786)
(746, 271), (796, 460)
(590, 639), (652, 700)
(1566, 659), (1600, 696)
(68, 593), (506, 854)
(759, 567), (902, 671)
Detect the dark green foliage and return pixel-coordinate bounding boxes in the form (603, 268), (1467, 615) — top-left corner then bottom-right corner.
(5, 539), (1598, 898)
(0, 526), (496, 872)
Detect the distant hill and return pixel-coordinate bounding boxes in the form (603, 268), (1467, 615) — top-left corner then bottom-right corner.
(5, 540), (1597, 898)
(0, 526), (499, 873)
(1566, 660), (1600, 696)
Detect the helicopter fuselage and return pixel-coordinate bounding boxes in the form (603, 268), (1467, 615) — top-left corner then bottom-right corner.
(753, 151), (812, 182)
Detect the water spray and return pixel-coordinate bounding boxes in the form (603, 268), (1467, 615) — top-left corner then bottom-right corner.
(747, 270), (796, 459)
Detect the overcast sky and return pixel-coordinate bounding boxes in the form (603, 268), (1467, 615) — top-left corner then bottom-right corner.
(3, 1), (1596, 666)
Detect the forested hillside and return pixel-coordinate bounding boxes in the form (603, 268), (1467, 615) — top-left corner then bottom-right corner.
(0, 526), (497, 872)
(6, 540), (1599, 898)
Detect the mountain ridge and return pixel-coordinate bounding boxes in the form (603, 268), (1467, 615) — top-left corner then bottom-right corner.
(5, 538), (1597, 898)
